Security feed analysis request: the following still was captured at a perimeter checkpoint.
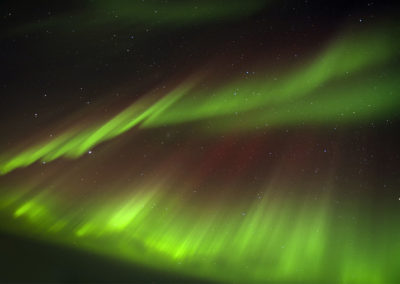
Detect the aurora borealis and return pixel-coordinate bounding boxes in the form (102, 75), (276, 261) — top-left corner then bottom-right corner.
(1, 0), (400, 283)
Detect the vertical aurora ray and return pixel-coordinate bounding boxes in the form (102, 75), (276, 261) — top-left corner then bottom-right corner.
(1, 180), (399, 283)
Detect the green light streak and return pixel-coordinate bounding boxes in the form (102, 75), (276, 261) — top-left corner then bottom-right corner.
(0, 24), (399, 173)
(11, 0), (268, 34)
(2, 23), (399, 175)
(149, 24), (400, 127)
(1, 186), (399, 283)
(0, 80), (196, 174)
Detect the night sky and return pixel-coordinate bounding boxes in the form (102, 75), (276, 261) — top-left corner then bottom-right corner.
(1, 0), (400, 283)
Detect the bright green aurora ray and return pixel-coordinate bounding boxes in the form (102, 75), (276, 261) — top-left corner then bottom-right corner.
(1, 181), (399, 283)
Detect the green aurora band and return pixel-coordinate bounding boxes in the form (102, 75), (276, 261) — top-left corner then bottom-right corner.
(0, 23), (399, 175)
(0, 22), (400, 283)
(0, 179), (399, 283)
(11, 0), (268, 34)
